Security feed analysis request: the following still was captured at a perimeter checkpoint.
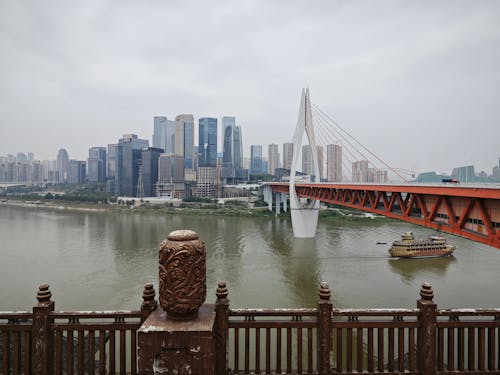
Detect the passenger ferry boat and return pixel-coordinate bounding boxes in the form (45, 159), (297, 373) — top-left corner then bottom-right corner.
(388, 232), (455, 258)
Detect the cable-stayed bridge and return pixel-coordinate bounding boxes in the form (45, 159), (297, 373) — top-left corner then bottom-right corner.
(262, 89), (500, 249)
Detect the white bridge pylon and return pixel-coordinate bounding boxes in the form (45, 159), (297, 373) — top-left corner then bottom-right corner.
(289, 88), (320, 238)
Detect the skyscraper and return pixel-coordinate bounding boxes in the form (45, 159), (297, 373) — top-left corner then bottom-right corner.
(222, 116), (245, 182)
(107, 144), (117, 178)
(153, 116), (176, 153)
(316, 145), (324, 180)
(87, 147), (107, 182)
(327, 144), (342, 182)
(352, 160), (369, 182)
(222, 117), (243, 169)
(268, 144), (279, 175)
(56, 149), (69, 183)
(198, 117), (217, 167)
(302, 145), (313, 175)
(283, 142), (294, 171)
(175, 114), (195, 170)
(115, 134), (149, 197)
(140, 147), (162, 197)
(157, 153), (185, 198)
(250, 145), (263, 174)
(67, 160), (86, 184)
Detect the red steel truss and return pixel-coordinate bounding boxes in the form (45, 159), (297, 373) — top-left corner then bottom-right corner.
(269, 183), (500, 249)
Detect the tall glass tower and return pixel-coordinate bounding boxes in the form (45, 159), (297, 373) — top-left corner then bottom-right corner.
(222, 116), (243, 169)
(198, 117), (218, 167)
(56, 149), (69, 183)
(175, 114), (195, 169)
(250, 145), (263, 174)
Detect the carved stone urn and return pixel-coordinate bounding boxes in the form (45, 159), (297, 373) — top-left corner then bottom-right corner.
(159, 230), (206, 320)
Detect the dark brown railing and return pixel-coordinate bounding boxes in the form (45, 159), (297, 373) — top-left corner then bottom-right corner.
(2, 282), (500, 374)
(216, 282), (500, 375)
(1, 311), (32, 374)
(51, 311), (141, 375)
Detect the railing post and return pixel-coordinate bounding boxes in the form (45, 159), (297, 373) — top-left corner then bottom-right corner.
(417, 282), (437, 375)
(32, 284), (54, 375)
(140, 283), (157, 323)
(215, 281), (229, 375)
(317, 282), (332, 375)
(138, 229), (215, 374)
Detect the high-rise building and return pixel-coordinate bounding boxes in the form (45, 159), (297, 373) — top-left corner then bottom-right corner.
(316, 145), (324, 180)
(175, 114), (195, 170)
(29, 160), (43, 183)
(153, 116), (176, 153)
(372, 169), (388, 183)
(56, 149), (69, 183)
(67, 160), (86, 184)
(301, 145), (323, 179)
(198, 117), (218, 167)
(153, 116), (167, 151)
(451, 165), (476, 183)
(222, 117), (245, 182)
(115, 134), (149, 197)
(107, 144), (117, 178)
(16, 153), (27, 163)
(302, 145), (313, 175)
(327, 144), (342, 182)
(222, 117), (243, 169)
(157, 153), (185, 198)
(352, 160), (369, 182)
(250, 145), (263, 175)
(268, 144), (279, 175)
(196, 167), (220, 198)
(283, 142), (294, 171)
(140, 147), (162, 197)
(87, 147), (107, 182)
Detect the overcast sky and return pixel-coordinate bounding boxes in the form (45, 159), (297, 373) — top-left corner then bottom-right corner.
(1, 0), (499, 175)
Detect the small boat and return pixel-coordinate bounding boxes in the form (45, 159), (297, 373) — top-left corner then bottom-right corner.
(376, 241), (387, 245)
(388, 232), (455, 258)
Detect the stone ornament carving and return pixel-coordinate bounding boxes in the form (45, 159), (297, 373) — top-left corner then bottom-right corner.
(159, 230), (206, 319)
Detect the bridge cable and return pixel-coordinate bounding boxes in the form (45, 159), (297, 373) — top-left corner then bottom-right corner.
(312, 104), (408, 182)
(312, 108), (391, 181)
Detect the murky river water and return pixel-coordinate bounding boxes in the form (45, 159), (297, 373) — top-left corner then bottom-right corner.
(1, 204), (499, 311)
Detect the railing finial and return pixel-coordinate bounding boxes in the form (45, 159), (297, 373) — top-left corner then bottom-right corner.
(216, 280), (228, 300)
(419, 282), (434, 301)
(142, 283), (157, 304)
(36, 284), (52, 305)
(318, 282), (331, 300)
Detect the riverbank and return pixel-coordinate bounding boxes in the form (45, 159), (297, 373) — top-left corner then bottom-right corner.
(0, 199), (274, 217)
(0, 198), (391, 221)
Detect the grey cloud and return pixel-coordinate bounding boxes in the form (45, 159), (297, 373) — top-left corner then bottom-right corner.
(0, 0), (499, 173)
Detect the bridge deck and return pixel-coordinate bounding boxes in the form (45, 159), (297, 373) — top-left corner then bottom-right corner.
(267, 182), (500, 249)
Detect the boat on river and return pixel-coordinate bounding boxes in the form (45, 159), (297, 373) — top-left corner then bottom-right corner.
(388, 232), (455, 258)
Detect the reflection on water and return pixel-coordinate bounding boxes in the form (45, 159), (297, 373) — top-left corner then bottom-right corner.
(1, 205), (500, 311)
(388, 256), (457, 284)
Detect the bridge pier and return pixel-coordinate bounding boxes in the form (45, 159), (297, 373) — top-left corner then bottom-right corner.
(290, 194), (320, 238)
(275, 192), (288, 215)
(262, 185), (288, 215)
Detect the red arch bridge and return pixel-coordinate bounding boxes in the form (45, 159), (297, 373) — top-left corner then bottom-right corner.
(263, 182), (500, 249)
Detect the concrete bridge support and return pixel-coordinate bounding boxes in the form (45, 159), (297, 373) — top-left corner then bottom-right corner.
(262, 184), (273, 211)
(262, 185), (288, 215)
(275, 192), (288, 215)
(290, 196), (320, 238)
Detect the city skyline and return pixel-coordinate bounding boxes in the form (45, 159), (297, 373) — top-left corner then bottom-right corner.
(1, 1), (499, 173)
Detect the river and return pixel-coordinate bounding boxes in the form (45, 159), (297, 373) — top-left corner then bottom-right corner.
(1, 204), (499, 311)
